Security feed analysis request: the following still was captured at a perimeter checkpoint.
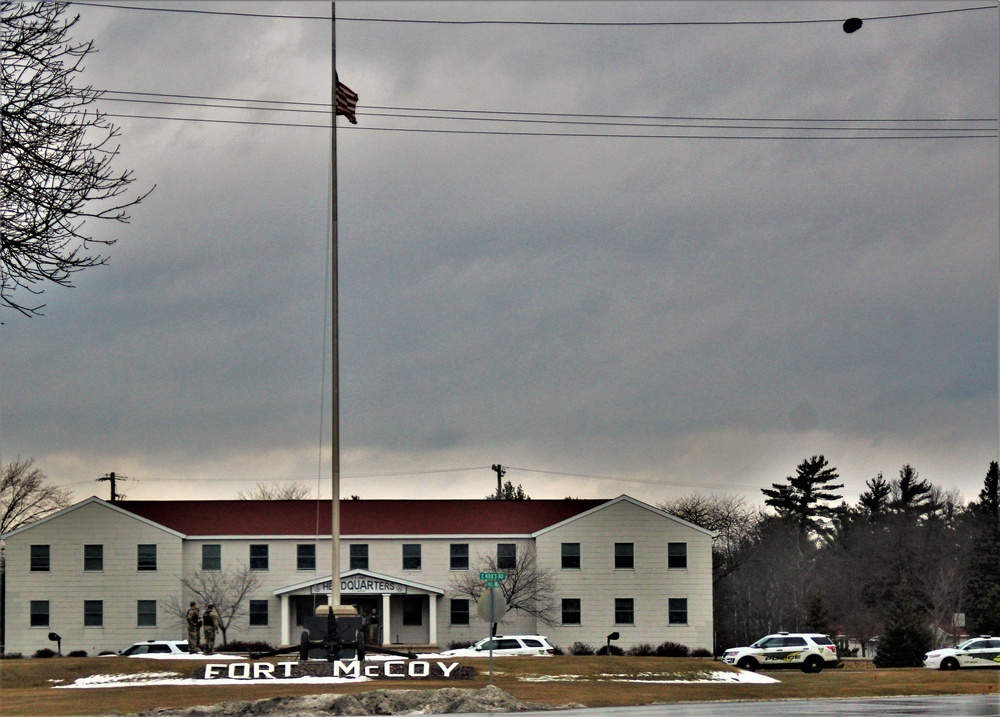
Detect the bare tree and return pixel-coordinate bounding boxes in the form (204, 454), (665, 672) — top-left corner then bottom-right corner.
(1, 1), (153, 317)
(449, 547), (558, 626)
(163, 564), (264, 646)
(1, 458), (73, 533)
(237, 481), (312, 500)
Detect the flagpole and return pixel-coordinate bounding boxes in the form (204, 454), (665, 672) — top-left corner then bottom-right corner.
(330, 0), (343, 613)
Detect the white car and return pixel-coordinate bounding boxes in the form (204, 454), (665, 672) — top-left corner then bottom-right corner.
(120, 640), (191, 656)
(924, 636), (1000, 670)
(440, 635), (555, 657)
(722, 632), (839, 673)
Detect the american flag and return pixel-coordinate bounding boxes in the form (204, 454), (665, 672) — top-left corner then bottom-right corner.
(336, 77), (358, 125)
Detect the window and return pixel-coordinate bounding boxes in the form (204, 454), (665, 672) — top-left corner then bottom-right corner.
(615, 543), (634, 570)
(84, 544), (103, 572)
(402, 544), (421, 570)
(249, 600), (269, 626)
(250, 544), (269, 571)
(450, 599), (470, 625)
(615, 598), (634, 625)
(30, 601), (49, 627)
(667, 542), (687, 569)
(562, 598), (582, 625)
(497, 543), (516, 570)
(402, 596), (422, 626)
(783, 636), (807, 647)
(350, 544), (369, 570)
(30, 545), (50, 572)
(668, 598), (688, 625)
(561, 543), (581, 569)
(84, 600), (104, 627)
(137, 600), (157, 627)
(202, 544), (221, 571)
(450, 543), (469, 571)
(137, 544), (157, 571)
(297, 544), (316, 571)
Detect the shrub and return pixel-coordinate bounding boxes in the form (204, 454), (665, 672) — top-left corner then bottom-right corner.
(33, 648), (58, 658)
(568, 641), (595, 656)
(596, 644), (625, 656)
(67, 650), (88, 658)
(549, 643), (564, 655)
(98, 651), (117, 656)
(446, 640), (474, 650)
(1, 653), (24, 660)
(691, 647), (712, 658)
(221, 640), (275, 653)
(626, 643), (656, 656)
(655, 641), (690, 657)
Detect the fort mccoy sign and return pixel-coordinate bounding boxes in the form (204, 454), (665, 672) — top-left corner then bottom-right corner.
(199, 659), (473, 681)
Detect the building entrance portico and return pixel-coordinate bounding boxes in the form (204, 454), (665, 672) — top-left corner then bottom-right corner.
(275, 569), (445, 648)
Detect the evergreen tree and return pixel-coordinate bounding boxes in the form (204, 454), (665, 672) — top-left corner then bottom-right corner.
(858, 473), (891, 518)
(965, 462), (1000, 634)
(762, 455), (844, 538)
(873, 584), (932, 668)
(803, 593), (836, 636)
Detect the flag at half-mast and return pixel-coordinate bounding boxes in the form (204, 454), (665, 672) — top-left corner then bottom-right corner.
(336, 75), (359, 124)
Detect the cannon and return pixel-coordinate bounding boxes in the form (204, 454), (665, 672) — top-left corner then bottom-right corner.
(248, 606), (418, 662)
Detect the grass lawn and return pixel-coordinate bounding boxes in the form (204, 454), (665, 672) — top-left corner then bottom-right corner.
(1, 655), (997, 716)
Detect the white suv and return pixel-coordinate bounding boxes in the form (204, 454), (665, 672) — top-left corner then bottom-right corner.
(120, 640), (191, 656)
(439, 635), (555, 657)
(924, 636), (1000, 670)
(722, 632), (839, 673)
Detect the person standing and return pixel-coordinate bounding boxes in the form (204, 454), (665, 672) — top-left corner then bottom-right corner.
(202, 603), (220, 654)
(185, 602), (202, 654)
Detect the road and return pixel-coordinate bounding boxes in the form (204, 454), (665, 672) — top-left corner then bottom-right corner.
(454, 694), (1000, 717)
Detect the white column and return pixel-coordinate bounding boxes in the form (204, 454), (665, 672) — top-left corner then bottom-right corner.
(279, 595), (290, 646)
(428, 593), (437, 648)
(381, 593), (391, 646)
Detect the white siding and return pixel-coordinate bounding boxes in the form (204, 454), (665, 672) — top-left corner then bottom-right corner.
(535, 499), (714, 652)
(3, 500), (183, 655)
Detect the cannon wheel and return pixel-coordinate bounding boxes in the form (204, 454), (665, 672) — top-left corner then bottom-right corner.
(299, 631), (311, 661)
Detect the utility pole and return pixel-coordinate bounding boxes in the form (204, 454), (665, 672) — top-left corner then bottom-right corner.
(491, 464), (506, 499)
(97, 472), (125, 502)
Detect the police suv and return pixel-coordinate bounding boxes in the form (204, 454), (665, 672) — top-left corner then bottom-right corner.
(923, 636), (1000, 670)
(722, 632), (839, 673)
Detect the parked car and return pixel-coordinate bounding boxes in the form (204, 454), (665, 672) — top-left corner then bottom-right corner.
(440, 635), (555, 657)
(120, 640), (191, 656)
(722, 632), (839, 673)
(923, 636), (1000, 670)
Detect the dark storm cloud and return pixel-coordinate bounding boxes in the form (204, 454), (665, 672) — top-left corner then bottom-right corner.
(1, 1), (995, 504)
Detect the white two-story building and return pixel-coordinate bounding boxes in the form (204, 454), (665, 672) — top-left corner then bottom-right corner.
(1, 495), (714, 656)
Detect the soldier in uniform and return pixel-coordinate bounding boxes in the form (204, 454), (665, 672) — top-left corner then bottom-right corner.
(202, 603), (220, 654)
(185, 602), (202, 653)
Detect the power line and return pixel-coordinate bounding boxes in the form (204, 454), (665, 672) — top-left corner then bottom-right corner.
(67, 2), (998, 26)
(90, 112), (998, 139)
(99, 89), (999, 124)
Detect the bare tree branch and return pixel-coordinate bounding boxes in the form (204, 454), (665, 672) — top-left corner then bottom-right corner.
(163, 564), (264, 646)
(1, 457), (73, 533)
(1, 1), (153, 317)
(236, 481), (312, 500)
(449, 547), (558, 627)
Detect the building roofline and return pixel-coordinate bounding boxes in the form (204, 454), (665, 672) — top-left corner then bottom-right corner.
(274, 568), (445, 596)
(532, 494), (717, 538)
(1, 496), (186, 540)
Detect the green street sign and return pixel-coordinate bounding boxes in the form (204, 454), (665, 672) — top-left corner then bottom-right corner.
(479, 572), (507, 581)
(484, 581), (500, 588)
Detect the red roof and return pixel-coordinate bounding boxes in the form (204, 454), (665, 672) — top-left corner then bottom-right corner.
(116, 499), (609, 536)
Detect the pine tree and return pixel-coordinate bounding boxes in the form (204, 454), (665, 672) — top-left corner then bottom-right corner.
(762, 455), (844, 538)
(873, 584), (932, 668)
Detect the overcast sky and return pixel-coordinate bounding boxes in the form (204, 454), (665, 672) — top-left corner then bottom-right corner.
(1, 1), (997, 508)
